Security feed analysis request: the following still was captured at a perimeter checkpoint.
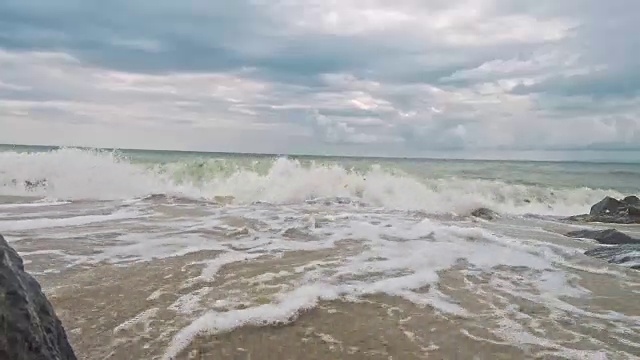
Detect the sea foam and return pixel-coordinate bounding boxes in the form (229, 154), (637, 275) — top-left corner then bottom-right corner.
(0, 148), (621, 216)
(160, 217), (603, 359)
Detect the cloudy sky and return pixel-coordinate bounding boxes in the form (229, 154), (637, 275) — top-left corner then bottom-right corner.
(1, 0), (639, 159)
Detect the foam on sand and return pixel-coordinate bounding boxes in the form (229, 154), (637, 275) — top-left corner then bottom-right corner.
(0, 208), (145, 232)
(161, 217), (617, 359)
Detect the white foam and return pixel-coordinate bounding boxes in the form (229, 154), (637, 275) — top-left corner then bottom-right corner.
(113, 308), (159, 334)
(18, 249), (69, 257)
(147, 290), (165, 301)
(163, 284), (340, 359)
(173, 252), (266, 291)
(245, 270), (292, 285)
(0, 148), (173, 200)
(0, 201), (71, 209)
(168, 288), (212, 315)
(200, 253), (264, 281)
(161, 216), (598, 359)
(494, 317), (631, 360)
(0, 148), (622, 215)
(82, 232), (228, 265)
(0, 208), (144, 232)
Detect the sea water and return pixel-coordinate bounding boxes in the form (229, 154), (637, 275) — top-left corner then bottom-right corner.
(1, 145), (639, 359)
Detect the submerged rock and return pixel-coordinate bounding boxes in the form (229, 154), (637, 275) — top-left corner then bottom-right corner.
(470, 208), (499, 221)
(0, 234), (77, 360)
(568, 195), (640, 224)
(213, 195), (235, 205)
(584, 244), (640, 270)
(566, 229), (640, 245)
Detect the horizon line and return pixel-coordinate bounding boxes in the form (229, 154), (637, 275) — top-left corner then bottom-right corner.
(1, 143), (639, 165)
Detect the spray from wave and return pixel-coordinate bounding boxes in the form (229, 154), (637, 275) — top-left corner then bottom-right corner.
(0, 148), (621, 215)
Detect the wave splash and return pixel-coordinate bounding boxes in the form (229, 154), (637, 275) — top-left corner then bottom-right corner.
(0, 148), (620, 215)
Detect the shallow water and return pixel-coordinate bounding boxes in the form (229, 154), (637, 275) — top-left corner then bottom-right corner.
(1, 147), (639, 359)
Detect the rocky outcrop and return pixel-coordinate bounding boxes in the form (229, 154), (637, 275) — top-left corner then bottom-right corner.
(564, 226), (640, 271)
(0, 234), (77, 360)
(566, 229), (640, 245)
(584, 244), (640, 270)
(567, 195), (640, 224)
(470, 208), (499, 221)
(590, 195), (639, 215)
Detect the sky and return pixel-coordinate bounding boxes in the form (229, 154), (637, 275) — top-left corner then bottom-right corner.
(0, 0), (639, 159)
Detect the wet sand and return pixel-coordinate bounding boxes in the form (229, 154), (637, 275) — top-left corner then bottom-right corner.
(33, 247), (640, 360)
(40, 263), (524, 359)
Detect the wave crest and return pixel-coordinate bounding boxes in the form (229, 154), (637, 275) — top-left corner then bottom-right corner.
(0, 148), (621, 215)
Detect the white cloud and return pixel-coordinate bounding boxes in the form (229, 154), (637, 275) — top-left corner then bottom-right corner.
(312, 112), (396, 144)
(0, 0), (639, 157)
(0, 50), (276, 130)
(267, 0), (575, 46)
(442, 53), (568, 82)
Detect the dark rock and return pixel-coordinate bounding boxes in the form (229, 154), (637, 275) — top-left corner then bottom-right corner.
(213, 195), (235, 205)
(567, 213), (640, 224)
(566, 229), (640, 245)
(589, 196), (623, 216)
(0, 234), (77, 360)
(566, 214), (591, 222)
(282, 227), (307, 238)
(568, 195), (640, 224)
(584, 244), (640, 270)
(471, 208), (498, 221)
(623, 195), (640, 206)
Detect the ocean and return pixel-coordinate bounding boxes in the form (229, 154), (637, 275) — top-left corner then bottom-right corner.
(1, 145), (639, 359)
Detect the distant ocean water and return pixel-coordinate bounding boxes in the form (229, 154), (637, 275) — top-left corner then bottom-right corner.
(1, 144), (639, 359)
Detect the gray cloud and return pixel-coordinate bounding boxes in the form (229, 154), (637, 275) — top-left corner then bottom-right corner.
(0, 0), (639, 157)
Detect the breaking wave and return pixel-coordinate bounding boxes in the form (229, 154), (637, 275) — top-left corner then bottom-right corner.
(0, 148), (622, 215)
